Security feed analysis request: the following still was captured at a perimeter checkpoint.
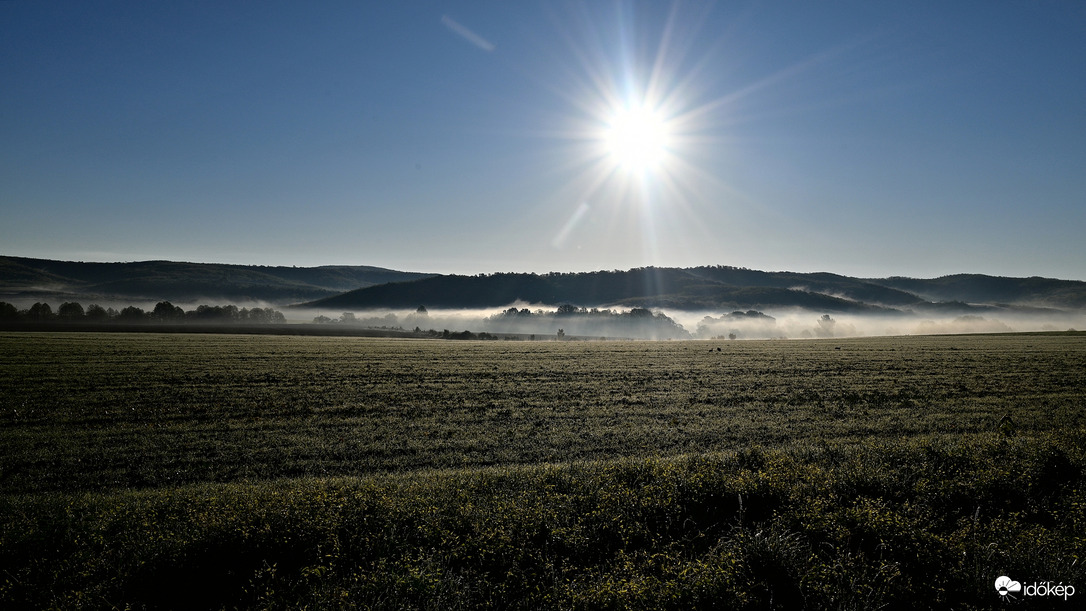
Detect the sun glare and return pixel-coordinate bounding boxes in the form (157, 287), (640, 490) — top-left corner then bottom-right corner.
(604, 106), (669, 174)
(539, 2), (744, 262)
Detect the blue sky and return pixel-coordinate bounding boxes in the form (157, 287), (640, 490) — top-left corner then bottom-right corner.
(2, 1), (1084, 279)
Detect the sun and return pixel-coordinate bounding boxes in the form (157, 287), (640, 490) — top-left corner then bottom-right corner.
(603, 105), (670, 175)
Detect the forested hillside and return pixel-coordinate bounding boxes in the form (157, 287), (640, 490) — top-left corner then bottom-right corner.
(0, 256), (434, 304)
(302, 266), (1086, 313)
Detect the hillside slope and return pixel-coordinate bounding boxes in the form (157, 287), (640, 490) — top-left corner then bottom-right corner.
(0, 256), (435, 305)
(6, 257), (1084, 315)
(870, 274), (1086, 309)
(302, 266), (1086, 313)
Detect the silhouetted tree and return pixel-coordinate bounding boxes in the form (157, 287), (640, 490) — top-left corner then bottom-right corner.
(118, 306), (147, 323)
(241, 307), (285, 324)
(58, 302), (85, 322)
(816, 314), (837, 337)
(152, 301), (184, 322)
(27, 302), (53, 321)
(85, 304), (110, 322)
(0, 302), (18, 320)
(192, 304), (239, 322)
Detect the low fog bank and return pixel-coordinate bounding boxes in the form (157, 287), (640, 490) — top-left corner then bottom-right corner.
(301, 303), (1086, 340)
(671, 308), (1086, 339)
(300, 304), (689, 340)
(14, 294), (1081, 339)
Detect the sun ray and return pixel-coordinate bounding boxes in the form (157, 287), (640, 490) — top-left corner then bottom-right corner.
(521, 3), (872, 269)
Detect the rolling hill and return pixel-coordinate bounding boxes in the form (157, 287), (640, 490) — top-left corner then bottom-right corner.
(300, 266), (1086, 314)
(5, 257), (1084, 316)
(0, 256), (435, 305)
(870, 274), (1086, 310)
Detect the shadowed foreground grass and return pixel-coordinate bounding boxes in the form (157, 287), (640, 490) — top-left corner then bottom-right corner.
(2, 433), (1084, 610)
(1, 332), (1084, 608)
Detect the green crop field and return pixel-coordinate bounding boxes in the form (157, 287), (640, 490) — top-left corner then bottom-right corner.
(2, 331), (1085, 609)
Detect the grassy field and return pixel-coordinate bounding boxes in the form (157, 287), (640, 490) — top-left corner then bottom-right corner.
(1, 332), (1084, 609)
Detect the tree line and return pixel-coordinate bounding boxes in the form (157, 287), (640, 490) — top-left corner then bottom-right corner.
(485, 304), (690, 340)
(0, 301), (286, 325)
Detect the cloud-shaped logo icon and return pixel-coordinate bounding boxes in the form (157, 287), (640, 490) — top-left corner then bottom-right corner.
(995, 576), (1022, 596)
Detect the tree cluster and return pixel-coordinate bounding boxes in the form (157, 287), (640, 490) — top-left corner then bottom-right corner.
(486, 304), (689, 339)
(313, 312), (403, 327)
(695, 310), (778, 340)
(495, 305), (661, 319)
(0, 301), (286, 325)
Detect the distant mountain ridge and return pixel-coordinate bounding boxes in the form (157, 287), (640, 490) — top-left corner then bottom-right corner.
(302, 266), (1086, 314)
(869, 275), (1086, 310)
(0, 256), (435, 304)
(4, 257), (1084, 315)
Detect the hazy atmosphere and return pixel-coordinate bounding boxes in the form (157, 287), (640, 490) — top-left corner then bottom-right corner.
(295, 305), (1086, 341)
(4, 6), (1086, 605)
(2, 1), (1084, 280)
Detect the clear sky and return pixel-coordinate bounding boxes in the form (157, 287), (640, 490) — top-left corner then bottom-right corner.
(2, 1), (1084, 279)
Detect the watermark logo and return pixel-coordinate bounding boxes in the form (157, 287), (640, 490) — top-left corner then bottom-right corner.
(995, 575), (1075, 601)
(995, 576), (1021, 596)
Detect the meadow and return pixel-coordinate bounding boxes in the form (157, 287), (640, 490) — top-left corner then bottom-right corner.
(1, 331), (1084, 609)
